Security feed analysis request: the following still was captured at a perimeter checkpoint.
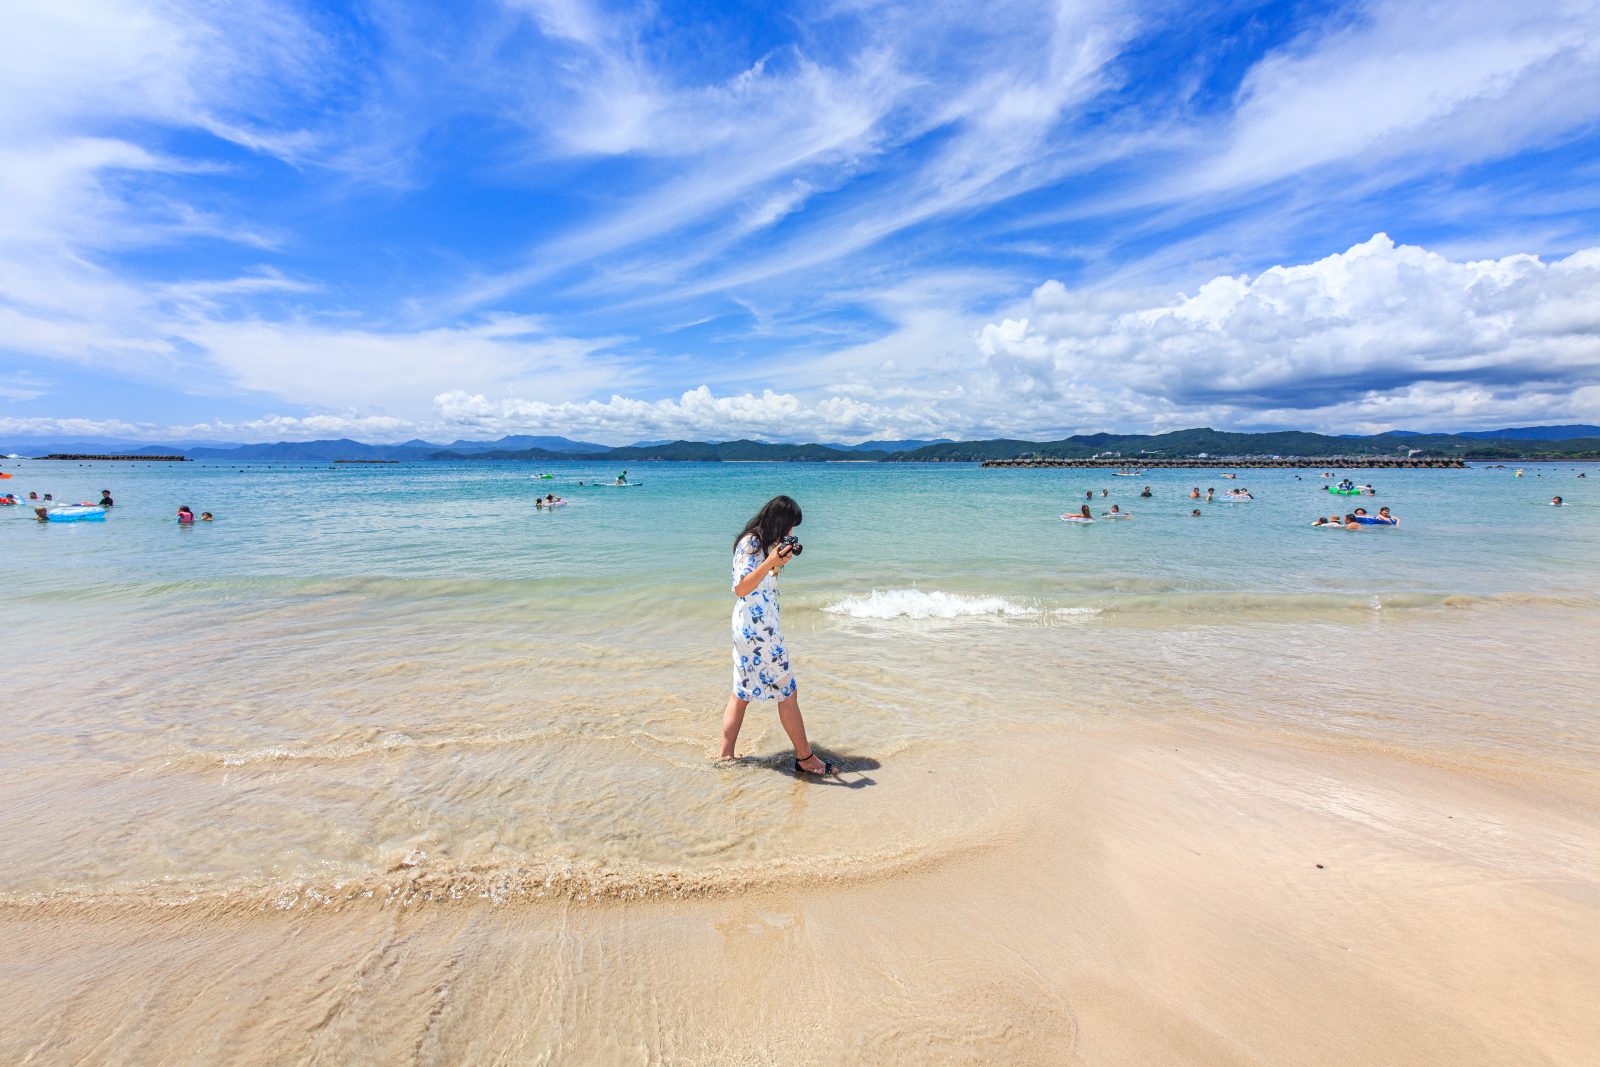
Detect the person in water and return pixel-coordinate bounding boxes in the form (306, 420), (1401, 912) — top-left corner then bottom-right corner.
(1190, 508), (1202, 516)
(99, 489), (113, 507)
(616, 470), (628, 484)
(1140, 486), (1152, 498)
(1103, 504), (1128, 518)
(177, 506), (195, 525)
(1205, 487), (1215, 502)
(1552, 496), (1564, 506)
(1190, 487), (1200, 499)
(200, 512), (213, 521)
(1376, 506), (1397, 525)
(719, 495), (832, 776)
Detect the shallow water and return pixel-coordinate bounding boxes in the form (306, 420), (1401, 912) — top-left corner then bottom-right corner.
(4, 458), (1598, 911)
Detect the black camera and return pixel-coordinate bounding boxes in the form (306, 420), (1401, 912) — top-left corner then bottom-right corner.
(778, 534), (803, 557)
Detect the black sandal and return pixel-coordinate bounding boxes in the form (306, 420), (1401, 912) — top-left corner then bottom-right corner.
(793, 750), (835, 775)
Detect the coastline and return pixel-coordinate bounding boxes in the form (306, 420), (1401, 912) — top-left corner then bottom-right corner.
(4, 715), (1595, 1065)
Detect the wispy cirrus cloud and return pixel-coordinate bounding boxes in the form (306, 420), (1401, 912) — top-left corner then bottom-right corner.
(3, 0), (1600, 440)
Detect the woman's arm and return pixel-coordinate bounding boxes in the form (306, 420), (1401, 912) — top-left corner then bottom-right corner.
(733, 543), (789, 598)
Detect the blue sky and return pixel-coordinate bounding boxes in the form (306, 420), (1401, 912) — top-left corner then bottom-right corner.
(2, 0), (1599, 443)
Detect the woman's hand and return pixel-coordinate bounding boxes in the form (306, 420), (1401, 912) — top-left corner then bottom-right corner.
(765, 544), (792, 572)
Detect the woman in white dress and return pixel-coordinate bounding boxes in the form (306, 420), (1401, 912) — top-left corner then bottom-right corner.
(718, 495), (834, 775)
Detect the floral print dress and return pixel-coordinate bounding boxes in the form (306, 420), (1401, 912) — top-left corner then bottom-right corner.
(731, 534), (796, 701)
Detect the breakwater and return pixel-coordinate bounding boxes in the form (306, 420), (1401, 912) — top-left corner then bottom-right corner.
(981, 457), (1466, 469)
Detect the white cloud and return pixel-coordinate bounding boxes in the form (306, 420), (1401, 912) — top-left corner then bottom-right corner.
(431, 385), (952, 442)
(1172, 0), (1600, 197)
(187, 315), (631, 414)
(973, 235), (1600, 431)
(445, 0), (1140, 311)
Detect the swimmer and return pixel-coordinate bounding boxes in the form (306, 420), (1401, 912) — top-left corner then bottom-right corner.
(200, 512), (213, 522)
(535, 498), (545, 508)
(1205, 487), (1214, 502)
(1190, 487), (1200, 499)
(1140, 486), (1152, 498)
(1312, 516), (1334, 526)
(1102, 504), (1130, 518)
(177, 505), (195, 525)
(1552, 496), (1564, 506)
(1085, 490), (1094, 501)
(1343, 514), (1362, 530)
(27, 491), (38, 500)
(1376, 506), (1397, 525)
(1353, 507), (1369, 516)
(1190, 508), (1202, 517)
(99, 489), (113, 507)
(1101, 488), (1109, 498)
(34, 506), (49, 521)
(1078, 504), (1093, 519)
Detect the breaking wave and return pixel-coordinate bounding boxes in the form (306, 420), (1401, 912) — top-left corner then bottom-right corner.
(821, 589), (1075, 620)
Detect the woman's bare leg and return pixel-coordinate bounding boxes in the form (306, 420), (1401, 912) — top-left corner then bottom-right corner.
(719, 694), (749, 758)
(777, 693), (827, 773)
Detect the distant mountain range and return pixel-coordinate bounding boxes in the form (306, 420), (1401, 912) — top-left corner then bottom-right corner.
(1349, 424), (1600, 441)
(5, 426), (1597, 462)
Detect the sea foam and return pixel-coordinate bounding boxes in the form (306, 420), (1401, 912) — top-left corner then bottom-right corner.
(822, 589), (1074, 619)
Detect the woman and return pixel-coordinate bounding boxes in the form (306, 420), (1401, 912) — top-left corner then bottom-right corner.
(719, 496), (833, 775)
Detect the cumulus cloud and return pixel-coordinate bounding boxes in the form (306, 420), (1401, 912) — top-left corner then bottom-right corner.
(974, 235), (1600, 431)
(431, 386), (952, 442)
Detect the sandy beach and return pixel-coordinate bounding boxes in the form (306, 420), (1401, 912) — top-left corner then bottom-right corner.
(5, 460), (1599, 1064)
(6, 715), (1596, 1065)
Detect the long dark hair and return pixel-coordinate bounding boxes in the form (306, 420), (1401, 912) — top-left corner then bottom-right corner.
(735, 495), (802, 555)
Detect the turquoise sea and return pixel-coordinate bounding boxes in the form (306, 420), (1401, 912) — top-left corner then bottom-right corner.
(10, 458), (1597, 603)
(5, 458), (1599, 907)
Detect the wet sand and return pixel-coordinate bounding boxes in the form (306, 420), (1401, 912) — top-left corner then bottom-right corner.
(6, 719), (1596, 1066)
